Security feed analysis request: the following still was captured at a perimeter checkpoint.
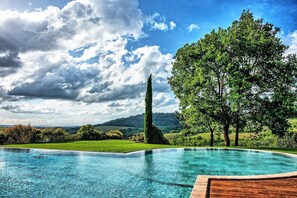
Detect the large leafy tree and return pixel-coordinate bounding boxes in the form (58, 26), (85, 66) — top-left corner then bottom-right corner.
(169, 10), (297, 146)
(169, 27), (233, 146)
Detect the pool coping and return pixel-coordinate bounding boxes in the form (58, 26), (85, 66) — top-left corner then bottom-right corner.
(190, 151), (297, 198)
(1, 146), (296, 159)
(1, 146), (296, 154)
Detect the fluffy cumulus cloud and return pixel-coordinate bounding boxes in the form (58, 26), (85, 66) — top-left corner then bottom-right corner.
(0, 0), (178, 125)
(188, 23), (199, 32)
(146, 12), (176, 32)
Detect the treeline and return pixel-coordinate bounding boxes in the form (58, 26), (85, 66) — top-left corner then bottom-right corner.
(97, 113), (182, 132)
(172, 130), (297, 148)
(0, 124), (123, 144)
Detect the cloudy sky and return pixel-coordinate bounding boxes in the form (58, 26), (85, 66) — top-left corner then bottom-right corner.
(0, 0), (296, 126)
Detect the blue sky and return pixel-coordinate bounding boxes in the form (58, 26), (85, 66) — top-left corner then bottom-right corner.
(0, 0), (296, 126)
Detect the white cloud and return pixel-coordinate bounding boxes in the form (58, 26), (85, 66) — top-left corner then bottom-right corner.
(284, 31), (297, 55)
(146, 12), (176, 32)
(1, 103), (61, 114)
(0, 0), (178, 126)
(169, 21), (176, 30)
(188, 23), (199, 32)
(76, 45), (173, 103)
(152, 22), (168, 31)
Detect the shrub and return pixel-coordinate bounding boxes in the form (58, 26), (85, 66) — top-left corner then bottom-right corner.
(237, 132), (277, 147)
(278, 132), (297, 148)
(172, 135), (209, 146)
(196, 135), (203, 141)
(3, 124), (36, 144)
(77, 124), (103, 140)
(35, 128), (73, 143)
(181, 129), (195, 137)
(105, 130), (123, 139)
(0, 133), (7, 144)
(129, 133), (144, 142)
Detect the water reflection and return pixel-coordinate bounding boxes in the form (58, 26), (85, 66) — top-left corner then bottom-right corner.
(143, 150), (155, 196)
(0, 161), (4, 169)
(0, 148), (30, 153)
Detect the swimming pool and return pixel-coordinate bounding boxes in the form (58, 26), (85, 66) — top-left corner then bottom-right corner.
(1, 148), (297, 198)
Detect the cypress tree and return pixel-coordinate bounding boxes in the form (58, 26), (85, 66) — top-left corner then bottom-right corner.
(144, 74), (153, 143)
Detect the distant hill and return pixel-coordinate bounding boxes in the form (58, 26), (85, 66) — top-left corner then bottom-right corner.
(94, 113), (182, 136)
(1, 113), (182, 137)
(97, 113), (182, 128)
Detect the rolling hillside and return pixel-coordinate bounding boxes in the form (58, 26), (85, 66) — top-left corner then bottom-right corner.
(94, 113), (182, 137)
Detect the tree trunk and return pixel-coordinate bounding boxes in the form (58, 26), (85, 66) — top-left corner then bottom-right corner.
(210, 129), (214, 147)
(223, 124), (230, 146)
(235, 124), (239, 146)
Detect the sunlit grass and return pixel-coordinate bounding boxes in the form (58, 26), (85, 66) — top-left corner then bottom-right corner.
(1, 140), (181, 153)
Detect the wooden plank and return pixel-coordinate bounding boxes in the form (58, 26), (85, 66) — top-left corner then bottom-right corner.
(208, 177), (297, 198)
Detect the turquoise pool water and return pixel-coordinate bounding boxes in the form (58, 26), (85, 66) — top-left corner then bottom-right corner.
(1, 148), (297, 198)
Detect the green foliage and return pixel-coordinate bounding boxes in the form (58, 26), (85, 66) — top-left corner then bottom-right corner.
(149, 125), (170, 144)
(169, 10), (297, 146)
(77, 124), (103, 140)
(144, 74), (153, 143)
(0, 124), (79, 144)
(105, 130), (124, 139)
(171, 130), (279, 147)
(35, 128), (76, 143)
(0, 133), (7, 144)
(238, 132), (278, 147)
(278, 132), (297, 148)
(172, 134), (210, 146)
(181, 129), (196, 137)
(1, 124), (36, 144)
(289, 119), (297, 133)
(129, 133), (145, 143)
(143, 75), (170, 144)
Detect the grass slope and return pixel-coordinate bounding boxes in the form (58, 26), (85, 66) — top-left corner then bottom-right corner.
(1, 140), (181, 153)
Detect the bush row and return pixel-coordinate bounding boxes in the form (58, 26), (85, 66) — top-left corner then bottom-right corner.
(0, 124), (123, 144)
(171, 131), (297, 148)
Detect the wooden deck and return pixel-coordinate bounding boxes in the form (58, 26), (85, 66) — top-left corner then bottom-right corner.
(191, 173), (297, 198)
(209, 177), (297, 198)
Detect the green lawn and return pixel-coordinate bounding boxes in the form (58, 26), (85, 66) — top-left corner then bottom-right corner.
(1, 139), (297, 155)
(164, 132), (180, 142)
(0, 140), (182, 153)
